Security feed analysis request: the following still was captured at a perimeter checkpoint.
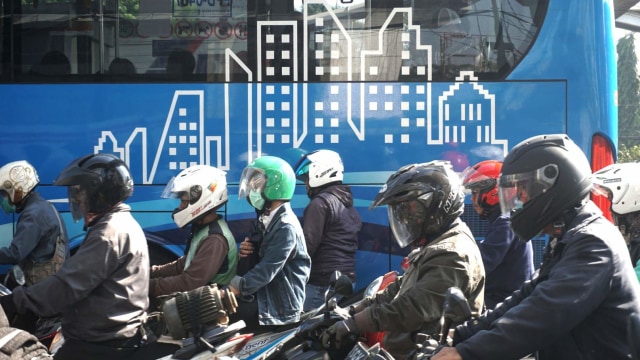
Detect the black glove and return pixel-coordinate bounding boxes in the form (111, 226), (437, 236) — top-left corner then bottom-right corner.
(321, 317), (359, 349)
(0, 294), (17, 325)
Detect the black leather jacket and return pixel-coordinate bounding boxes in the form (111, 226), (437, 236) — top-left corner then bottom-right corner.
(454, 201), (640, 360)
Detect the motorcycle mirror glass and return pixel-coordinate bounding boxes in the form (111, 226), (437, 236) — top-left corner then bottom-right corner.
(443, 287), (472, 322)
(334, 274), (354, 297)
(11, 266), (25, 287)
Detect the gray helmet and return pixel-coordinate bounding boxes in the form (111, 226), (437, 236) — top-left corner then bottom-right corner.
(498, 134), (592, 241)
(370, 160), (464, 248)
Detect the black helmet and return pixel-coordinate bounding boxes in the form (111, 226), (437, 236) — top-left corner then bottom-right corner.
(498, 134), (592, 241)
(54, 153), (133, 222)
(370, 160), (464, 248)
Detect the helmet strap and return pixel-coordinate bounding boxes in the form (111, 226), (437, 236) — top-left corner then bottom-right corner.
(550, 220), (565, 238)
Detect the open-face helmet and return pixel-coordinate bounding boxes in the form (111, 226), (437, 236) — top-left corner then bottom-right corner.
(238, 156), (295, 211)
(592, 162), (640, 241)
(162, 165), (228, 228)
(370, 160), (465, 248)
(498, 134), (592, 241)
(293, 149), (344, 188)
(0, 161), (39, 213)
(54, 153), (133, 222)
(461, 160), (502, 218)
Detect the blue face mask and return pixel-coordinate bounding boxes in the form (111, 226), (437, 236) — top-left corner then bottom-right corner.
(248, 190), (265, 211)
(1, 197), (15, 214)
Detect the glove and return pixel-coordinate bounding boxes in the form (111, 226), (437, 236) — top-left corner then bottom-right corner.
(0, 294), (17, 324)
(321, 316), (359, 349)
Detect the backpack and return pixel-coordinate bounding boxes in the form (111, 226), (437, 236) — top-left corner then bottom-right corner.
(0, 327), (51, 359)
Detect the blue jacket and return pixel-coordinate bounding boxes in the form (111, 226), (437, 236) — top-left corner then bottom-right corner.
(0, 192), (69, 265)
(455, 201), (640, 360)
(478, 210), (534, 309)
(231, 203), (311, 325)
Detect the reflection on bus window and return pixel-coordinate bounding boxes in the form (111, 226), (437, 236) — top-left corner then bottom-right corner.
(0, 0), (543, 83)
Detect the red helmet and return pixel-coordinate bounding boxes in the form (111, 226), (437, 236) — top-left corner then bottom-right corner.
(461, 160), (502, 210)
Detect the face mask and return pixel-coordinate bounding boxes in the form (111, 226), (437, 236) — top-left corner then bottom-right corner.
(1, 197), (15, 214)
(248, 190), (265, 211)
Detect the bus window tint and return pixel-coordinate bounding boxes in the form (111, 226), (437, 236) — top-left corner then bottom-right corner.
(0, 0), (543, 83)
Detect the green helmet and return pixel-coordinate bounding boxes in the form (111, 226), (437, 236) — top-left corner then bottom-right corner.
(238, 156), (296, 201)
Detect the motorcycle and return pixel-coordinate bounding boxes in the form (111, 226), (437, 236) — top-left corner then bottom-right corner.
(244, 270), (400, 360)
(0, 265), (63, 353)
(155, 270), (373, 359)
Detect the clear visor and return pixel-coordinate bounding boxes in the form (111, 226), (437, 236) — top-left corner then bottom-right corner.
(498, 164), (558, 216)
(591, 183), (612, 201)
(161, 176), (180, 199)
(388, 196), (430, 248)
(238, 168), (267, 199)
(460, 169), (495, 195)
(67, 185), (87, 222)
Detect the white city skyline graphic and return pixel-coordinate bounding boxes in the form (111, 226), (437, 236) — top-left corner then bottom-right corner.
(94, 1), (508, 184)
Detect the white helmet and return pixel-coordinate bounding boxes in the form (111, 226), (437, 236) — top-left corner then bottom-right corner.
(293, 149), (344, 188)
(592, 162), (640, 216)
(0, 160), (39, 204)
(162, 165), (228, 228)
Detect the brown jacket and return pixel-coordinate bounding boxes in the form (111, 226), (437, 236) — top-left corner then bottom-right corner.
(149, 233), (229, 297)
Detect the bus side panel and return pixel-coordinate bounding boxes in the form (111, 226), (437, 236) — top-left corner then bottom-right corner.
(0, 79), (567, 286)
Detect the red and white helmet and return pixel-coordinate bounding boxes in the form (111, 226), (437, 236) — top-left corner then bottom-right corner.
(162, 165), (228, 228)
(0, 160), (39, 204)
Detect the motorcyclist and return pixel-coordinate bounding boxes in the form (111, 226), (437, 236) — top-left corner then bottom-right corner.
(0, 160), (69, 334)
(461, 160), (534, 309)
(433, 134), (640, 360)
(592, 162), (640, 282)
(0, 160), (68, 286)
(149, 165), (238, 302)
(293, 149), (361, 311)
(0, 153), (172, 360)
(322, 160), (485, 360)
(228, 155), (311, 333)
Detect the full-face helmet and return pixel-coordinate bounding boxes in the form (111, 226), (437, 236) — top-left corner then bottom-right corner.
(498, 134), (592, 241)
(461, 160), (502, 218)
(592, 162), (640, 242)
(294, 149), (344, 188)
(0, 161), (39, 213)
(162, 165), (228, 228)
(238, 156), (295, 211)
(54, 153), (133, 222)
(370, 160), (465, 248)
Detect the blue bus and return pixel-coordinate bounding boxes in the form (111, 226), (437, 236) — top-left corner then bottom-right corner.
(0, 0), (617, 289)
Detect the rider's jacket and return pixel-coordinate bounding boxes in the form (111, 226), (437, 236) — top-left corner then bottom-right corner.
(150, 217), (238, 297)
(455, 201), (640, 360)
(13, 203), (149, 343)
(0, 192), (69, 283)
(230, 202), (311, 325)
(480, 210), (534, 309)
(303, 184), (361, 286)
(366, 219), (486, 360)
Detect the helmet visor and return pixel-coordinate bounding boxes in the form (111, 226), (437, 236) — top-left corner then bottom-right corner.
(461, 168), (496, 195)
(161, 176), (180, 199)
(498, 164), (559, 216)
(238, 167), (267, 199)
(294, 158), (311, 181)
(388, 197), (430, 248)
(68, 185), (87, 222)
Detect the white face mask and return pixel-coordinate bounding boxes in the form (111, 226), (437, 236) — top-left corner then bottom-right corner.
(249, 189), (265, 211)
